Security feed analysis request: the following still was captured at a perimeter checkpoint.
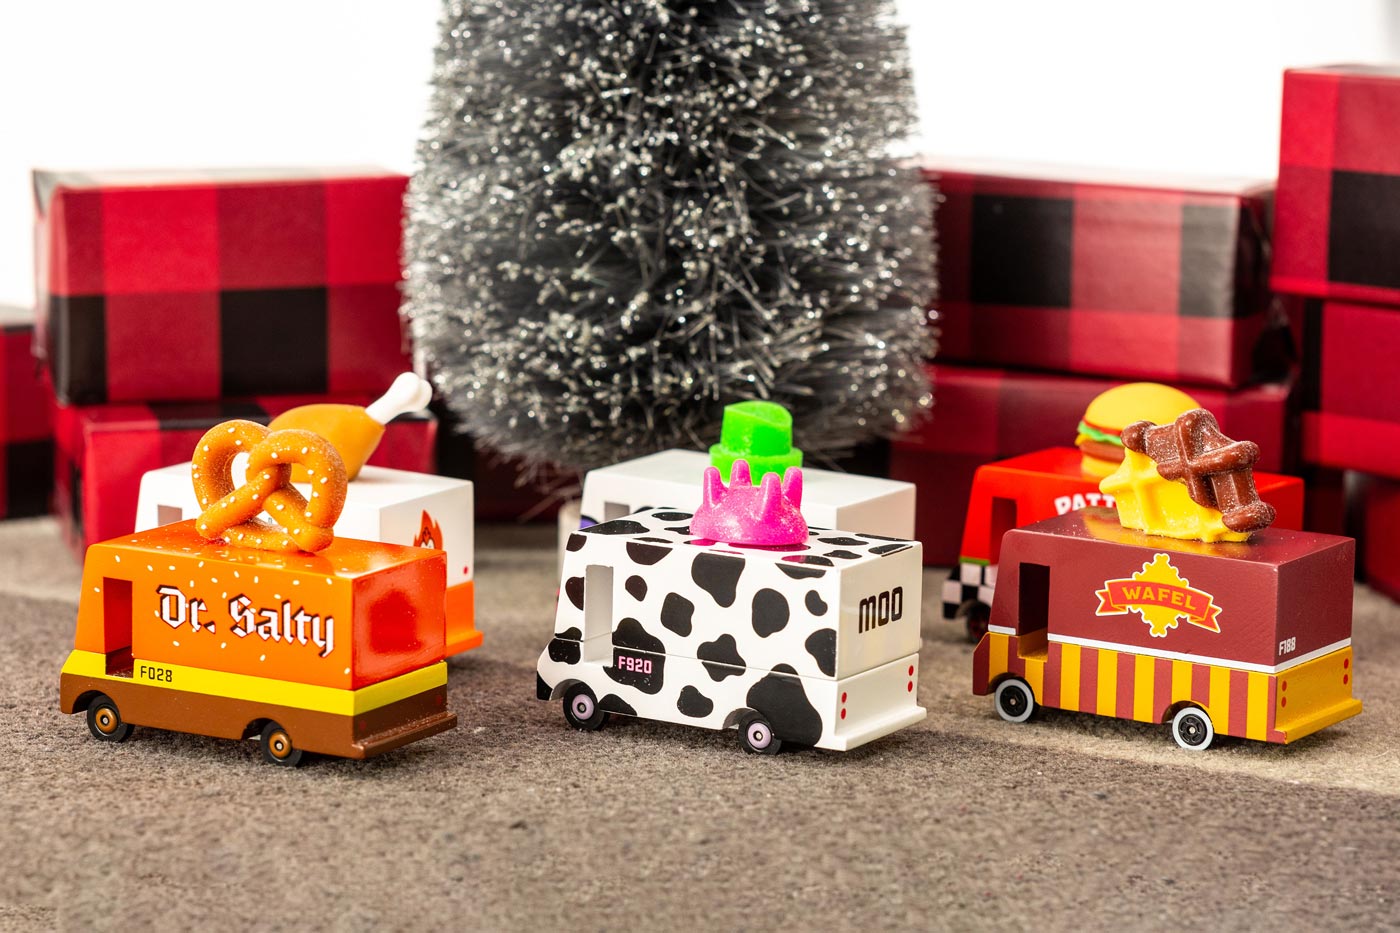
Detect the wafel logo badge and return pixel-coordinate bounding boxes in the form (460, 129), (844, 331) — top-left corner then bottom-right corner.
(192, 420), (348, 553)
(1095, 553), (1221, 638)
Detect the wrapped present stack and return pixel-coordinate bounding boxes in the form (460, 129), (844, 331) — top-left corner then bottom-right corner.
(0, 305), (56, 519)
(31, 168), (438, 554)
(892, 160), (1302, 566)
(1272, 64), (1400, 601)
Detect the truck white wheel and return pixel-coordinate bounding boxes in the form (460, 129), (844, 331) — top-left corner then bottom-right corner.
(993, 678), (1035, 724)
(1170, 706), (1215, 751)
(738, 712), (782, 755)
(563, 684), (609, 731)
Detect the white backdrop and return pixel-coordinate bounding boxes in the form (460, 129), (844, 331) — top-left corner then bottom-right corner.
(1, 0), (1396, 306)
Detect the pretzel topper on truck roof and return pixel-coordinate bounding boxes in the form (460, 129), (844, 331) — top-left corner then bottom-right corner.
(973, 408), (1360, 751)
(59, 419), (457, 766)
(538, 460), (927, 754)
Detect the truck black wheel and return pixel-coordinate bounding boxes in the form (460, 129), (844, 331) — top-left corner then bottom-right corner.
(86, 695), (132, 743)
(993, 678), (1035, 724)
(964, 603), (991, 642)
(563, 684), (609, 731)
(738, 712), (782, 755)
(1170, 706), (1215, 751)
(260, 721), (305, 767)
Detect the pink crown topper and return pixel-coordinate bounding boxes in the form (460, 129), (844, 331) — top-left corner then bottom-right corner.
(690, 460), (808, 546)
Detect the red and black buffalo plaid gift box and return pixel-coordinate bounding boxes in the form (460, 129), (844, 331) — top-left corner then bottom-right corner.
(1, 306), (55, 518)
(1299, 299), (1400, 479)
(53, 395), (436, 555)
(1273, 65), (1400, 306)
(33, 167), (412, 405)
(1356, 475), (1400, 602)
(890, 363), (1298, 565)
(928, 161), (1294, 388)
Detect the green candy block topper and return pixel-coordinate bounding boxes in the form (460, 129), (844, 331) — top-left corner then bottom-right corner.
(709, 400), (803, 484)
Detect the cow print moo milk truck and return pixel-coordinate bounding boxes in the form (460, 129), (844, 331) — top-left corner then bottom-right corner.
(536, 460), (927, 754)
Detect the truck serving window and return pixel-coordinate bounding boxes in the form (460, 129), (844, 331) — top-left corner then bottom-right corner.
(1018, 562), (1050, 638)
(989, 496), (1017, 565)
(583, 564), (613, 643)
(102, 577), (134, 675)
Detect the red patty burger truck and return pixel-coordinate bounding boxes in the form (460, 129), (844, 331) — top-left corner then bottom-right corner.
(974, 508), (1360, 750)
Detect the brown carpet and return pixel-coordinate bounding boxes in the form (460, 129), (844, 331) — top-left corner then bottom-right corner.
(2, 517), (1399, 932)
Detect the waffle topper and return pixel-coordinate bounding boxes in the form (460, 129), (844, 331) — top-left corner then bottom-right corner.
(1102, 408), (1275, 543)
(691, 459), (807, 546)
(269, 372), (433, 482)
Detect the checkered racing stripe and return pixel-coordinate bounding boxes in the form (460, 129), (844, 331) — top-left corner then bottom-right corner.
(927, 165), (1286, 388)
(1274, 65), (1400, 305)
(942, 560), (998, 619)
(34, 169), (412, 405)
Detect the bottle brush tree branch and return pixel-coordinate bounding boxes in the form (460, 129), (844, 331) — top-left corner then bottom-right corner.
(403, 0), (936, 474)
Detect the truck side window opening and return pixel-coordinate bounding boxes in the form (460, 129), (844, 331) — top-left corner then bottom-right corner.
(603, 502), (630, 522)
(989, 496), (1017, 565)
(1018, 562), (1051, 639)
(102, 577), (135, 675)
(582, 564), (614, 644)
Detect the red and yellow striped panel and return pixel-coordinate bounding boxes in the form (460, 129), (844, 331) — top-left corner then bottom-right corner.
(977, 633), (1290, 743)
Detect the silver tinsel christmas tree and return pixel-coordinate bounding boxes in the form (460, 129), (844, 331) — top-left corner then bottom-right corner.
(404, 0), (936, 473)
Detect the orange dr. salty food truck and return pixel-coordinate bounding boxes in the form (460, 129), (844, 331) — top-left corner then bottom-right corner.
(60, 520), (457, 765)
(974, 508), (1361, 750)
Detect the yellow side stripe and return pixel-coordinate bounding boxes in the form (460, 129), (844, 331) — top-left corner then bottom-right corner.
(1096, 648), (1117, 717)
(1059, 643), (1081, 712)
(61, 650), (445, 716)
(1246, 671), (1269, 741)
(1132, 654), (1155, 723)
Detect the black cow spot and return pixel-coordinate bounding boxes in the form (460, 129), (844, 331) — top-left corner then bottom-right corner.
(625, 575), (648, 600)
(660, 593), (694, 636)
(823, 550), (862, 560)
(547, 637), (581, 664)
(566, 533), (587, 552)
(746, 665), (823, 746)
(857, 532), (901, 541)
(637, 536), (671, 543)
(652, 511), (692, 521)
(626, 542), (670, 565)
(612, 618), (662, 652)
(818, 536), (866, 546)
(599, 694), (637, 716)
(784, 555), (834, 567)
(805, 629), (837, 677)
(582, 519), (648, 536)
(606, 620), (666, 694)
(752, 588), (790, 637)
(870, 543), (912, 555)
(666, 526), (691, 535)
(677, 686), (714, 718)
(558, 626), (582, 640)
(536, 673), (553, 700)
(777, 564), (827, 580)
(564, 576), (585, 610)
(692, 553), (745, 607)
(698, 633), (746, 681)
(806, 591), (828, 615)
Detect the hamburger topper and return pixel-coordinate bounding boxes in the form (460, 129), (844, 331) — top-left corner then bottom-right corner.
(691, 460), (808, 546)
(1100, 408), (1275, 543)
(1076, 383), (1200, 478)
